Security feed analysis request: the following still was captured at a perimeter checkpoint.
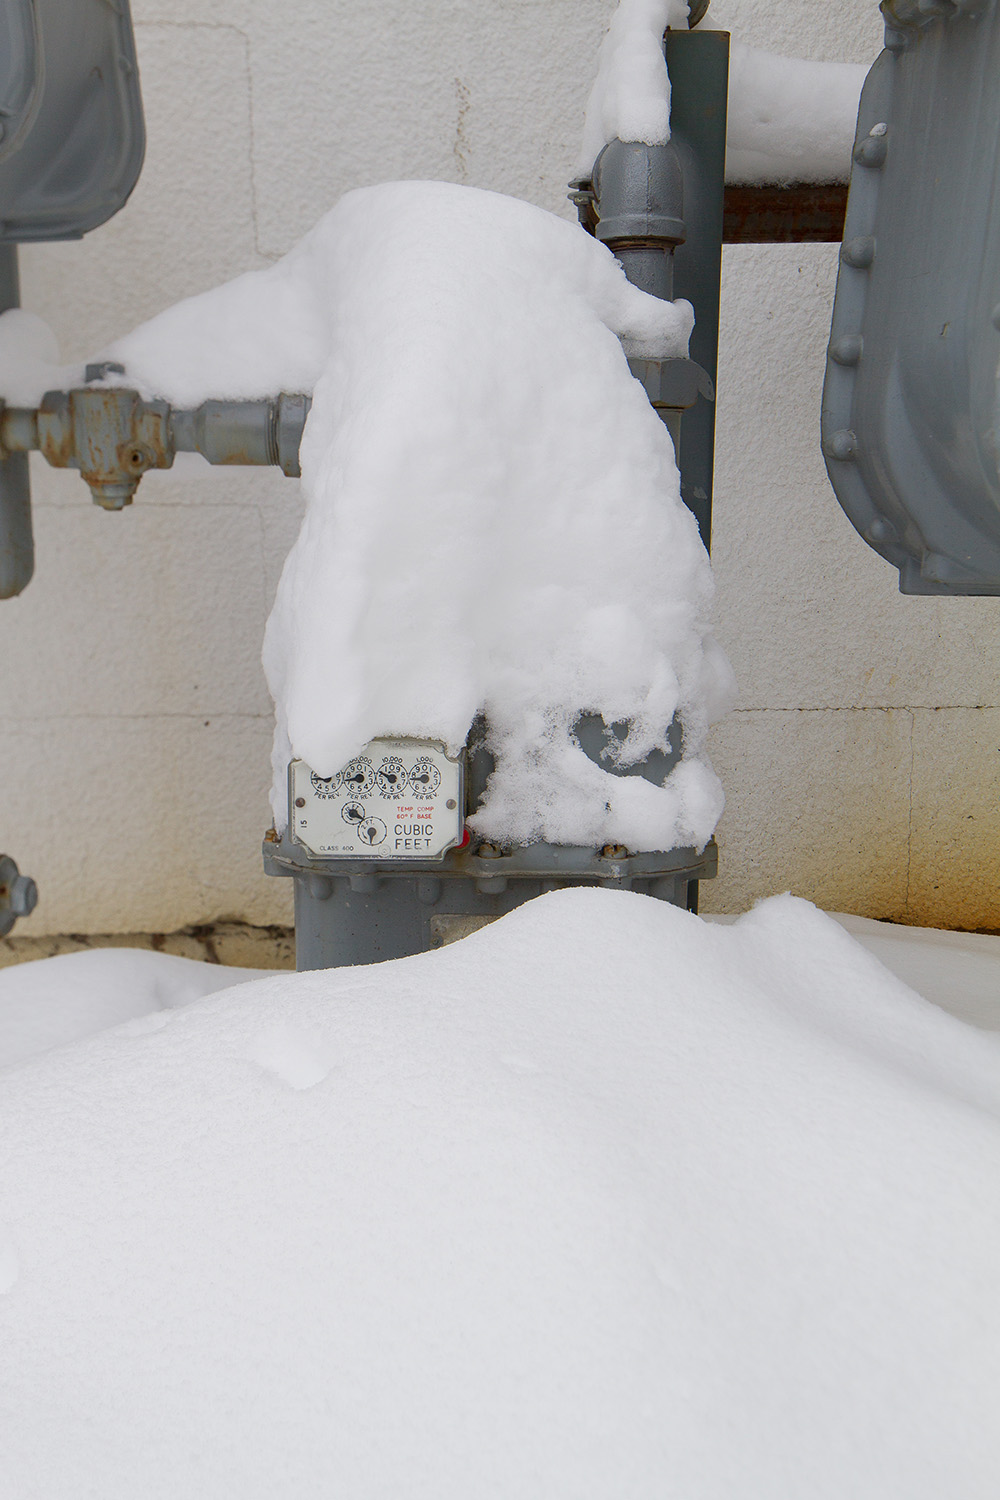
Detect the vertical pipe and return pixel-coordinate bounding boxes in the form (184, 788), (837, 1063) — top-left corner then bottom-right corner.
(666, 30), (729, 909)
(665, 28), (729, 549)
(0, 244), (34, 598)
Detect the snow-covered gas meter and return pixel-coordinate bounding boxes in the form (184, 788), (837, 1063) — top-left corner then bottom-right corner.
(289, 739), (463, 860)
(264, 718), (713, 969)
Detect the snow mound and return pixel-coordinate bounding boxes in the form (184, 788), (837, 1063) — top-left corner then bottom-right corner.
(0, 948), (268, 1070)
(831, 912), (1000, 1033)
(0, 888), (997, 1497)
(108, 181), (733, 852)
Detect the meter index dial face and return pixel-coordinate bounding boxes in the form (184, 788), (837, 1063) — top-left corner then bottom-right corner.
(310, 770), (341, 798)
(339, 758), (375, 797)
(356, 817), (387, 848)
(375, 758), (408, 798)
(409, 758), (441, 798)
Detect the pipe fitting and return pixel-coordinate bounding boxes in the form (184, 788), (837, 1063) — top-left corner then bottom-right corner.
(592, 139), (687, 249)
(0, 853), (37, 937)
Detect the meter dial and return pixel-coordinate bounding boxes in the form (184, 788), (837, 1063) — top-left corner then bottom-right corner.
(310, 770), (341, 798)
(356, 817), (387, 848)
(340, 758), (375, 797)
(376, 758), (408, 798)
(408, 759), (441, 798)
(341, 801), (366, 826)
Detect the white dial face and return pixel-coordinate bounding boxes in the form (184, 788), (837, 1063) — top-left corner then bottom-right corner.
(310, 770), (341, 798)
(355, 816), (387, 848)
(375, 757), (408, 798)
(341, 800), (367, 827)
(408, 758), (441, 798)
(339, 758), (375, 797)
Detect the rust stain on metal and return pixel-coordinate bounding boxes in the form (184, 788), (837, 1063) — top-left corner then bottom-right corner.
(36, 391), (76, 468)
(574, 179), (846, 245)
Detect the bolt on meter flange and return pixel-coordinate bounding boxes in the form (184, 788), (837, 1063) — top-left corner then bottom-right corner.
(288, 738), (464, 861)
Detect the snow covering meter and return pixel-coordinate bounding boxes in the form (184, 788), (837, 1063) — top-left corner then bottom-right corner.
(264, 27), (729, 971)
(288, 740), (463, 862)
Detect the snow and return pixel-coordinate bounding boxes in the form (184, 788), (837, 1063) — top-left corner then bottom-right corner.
(102, 181), (733, 852)
(830, 912), (1000, 1033)
(0, 888), (997, 1497)
(577, 0), (868, 185)
(0, 948), (267, 1070)
(724, 43), (868, 186)
(577, 0), (690, 172)
(0, 307), (79, 405)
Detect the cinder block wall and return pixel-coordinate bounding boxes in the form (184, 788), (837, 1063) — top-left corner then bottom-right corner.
(3, 0), (995, 940)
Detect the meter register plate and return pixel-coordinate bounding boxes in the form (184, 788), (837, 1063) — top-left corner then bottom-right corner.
(289, 739), (463, 860)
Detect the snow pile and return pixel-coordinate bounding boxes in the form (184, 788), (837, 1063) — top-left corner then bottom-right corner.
(0, 948), (266, 1070)
(577, 0), (690, 172)
(577, 0), (868, 184)
(830, 912), (1000, 1033)
(106, 181), (733, 852)
(0, 888), (997, 1497)
(0, 307), (79, 405)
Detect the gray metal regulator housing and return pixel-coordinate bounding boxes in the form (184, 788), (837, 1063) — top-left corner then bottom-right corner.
(823, 0), (1000, 594)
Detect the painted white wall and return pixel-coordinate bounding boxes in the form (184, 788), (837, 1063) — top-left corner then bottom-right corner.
(4, 0), (996, 936)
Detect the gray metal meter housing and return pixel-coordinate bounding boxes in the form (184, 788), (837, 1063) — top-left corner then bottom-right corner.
(0, 0), (144, 242)
(823, 0), (1000, 595)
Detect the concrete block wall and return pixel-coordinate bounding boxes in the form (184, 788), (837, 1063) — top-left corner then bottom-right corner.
(3, 0), (997, 940)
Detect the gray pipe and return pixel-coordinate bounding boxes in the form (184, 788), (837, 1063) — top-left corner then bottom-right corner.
(0, 385), (310, 509)
(0, 245), (34, 598)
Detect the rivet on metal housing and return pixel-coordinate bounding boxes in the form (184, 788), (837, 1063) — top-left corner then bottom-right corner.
(829, 334), (863, 366)
(853, 135), (888, 169)
(824, 429), (858, 461)
(842, 237), (876, 269)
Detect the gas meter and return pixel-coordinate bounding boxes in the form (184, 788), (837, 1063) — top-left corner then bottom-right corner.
(264, 723), (714, 969)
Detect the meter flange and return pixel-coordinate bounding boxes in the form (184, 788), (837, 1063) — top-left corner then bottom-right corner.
(289, 738), (463, 860)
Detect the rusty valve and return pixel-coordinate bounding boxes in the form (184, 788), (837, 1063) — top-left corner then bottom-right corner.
(0, 386), (311, 509)
(36, 387), (172, 508)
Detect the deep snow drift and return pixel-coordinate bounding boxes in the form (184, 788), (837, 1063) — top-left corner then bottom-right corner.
(101, 181), (734, 852)
(0, 947), (267, 1070)
(0, 889), (997, 1498)
(577, 0), (869, 184)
